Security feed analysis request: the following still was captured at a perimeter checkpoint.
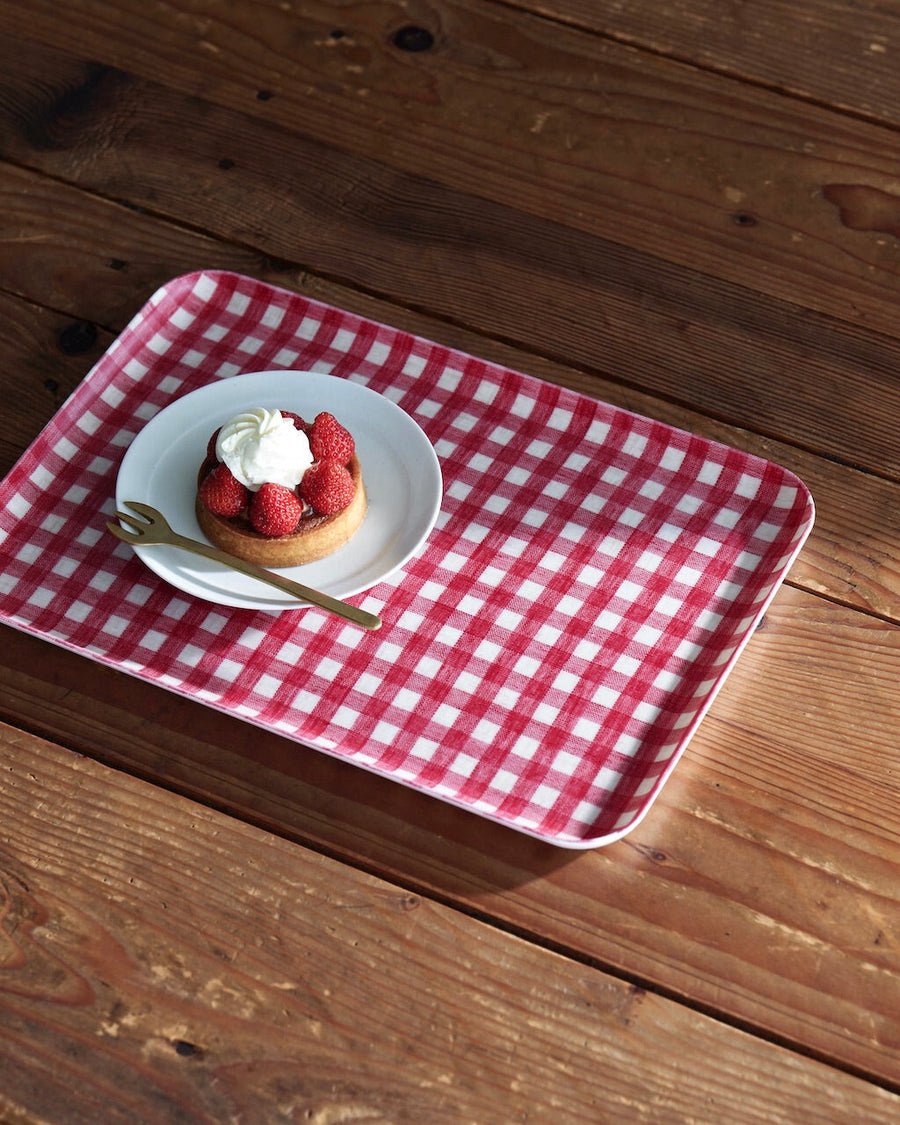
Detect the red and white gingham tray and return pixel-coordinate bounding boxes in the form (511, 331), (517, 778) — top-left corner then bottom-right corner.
(0, 271), (814, 847)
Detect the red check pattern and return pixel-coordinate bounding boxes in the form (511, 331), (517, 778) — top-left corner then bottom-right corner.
(0, 271), (814, 846)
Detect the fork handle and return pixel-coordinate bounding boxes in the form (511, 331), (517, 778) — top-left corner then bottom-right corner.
(169, 533), (381, 630)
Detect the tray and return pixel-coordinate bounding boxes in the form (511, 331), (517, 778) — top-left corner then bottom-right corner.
(0, 271), (814, 847)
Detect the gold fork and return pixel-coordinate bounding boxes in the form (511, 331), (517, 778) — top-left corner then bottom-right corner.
(108, 501), (381, 630)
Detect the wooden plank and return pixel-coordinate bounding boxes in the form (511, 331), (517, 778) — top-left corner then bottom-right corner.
(3, 39), (900, 490)
(0, 295), (107, 478)
(2, 585), (899, 1085)
(0, 165), (281, 336)
(3, 725), (897, 1124)
(3, 0), (900, 346)
(522, 0), (900, 127)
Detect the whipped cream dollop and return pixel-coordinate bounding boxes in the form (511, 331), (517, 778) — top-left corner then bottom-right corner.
(216, 407), (313, 491)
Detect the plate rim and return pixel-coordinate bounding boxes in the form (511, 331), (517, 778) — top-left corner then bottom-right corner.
(114, 369), (443, 610)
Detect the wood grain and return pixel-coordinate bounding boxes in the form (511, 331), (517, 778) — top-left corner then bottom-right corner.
(2, 588), (899, 1084)
(4, 724), (896, 1124)
(3, 0), (900, 345)
(3, 36), (900, 483)
(0, 294), (107, 477)
(525, 0), (900, 127)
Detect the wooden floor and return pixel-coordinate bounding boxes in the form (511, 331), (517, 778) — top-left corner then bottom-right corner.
(1, 1), (899, 1121)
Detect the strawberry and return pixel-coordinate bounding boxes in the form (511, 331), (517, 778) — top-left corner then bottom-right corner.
(199, 464), (248, 517)
(250, 482), (303, 537)
(280, 410), (308, 432)
(309, 412), (354, 464)
(301, 460), (356, 514)
(206, 427), (221, 463)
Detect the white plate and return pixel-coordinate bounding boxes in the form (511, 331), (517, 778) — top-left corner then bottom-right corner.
(115, 371), (443, 610)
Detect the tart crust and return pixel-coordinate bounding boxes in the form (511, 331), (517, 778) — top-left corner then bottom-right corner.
(196, 453), (366, 567)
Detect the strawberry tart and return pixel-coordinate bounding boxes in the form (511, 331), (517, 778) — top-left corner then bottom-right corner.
(195, 406), (366, 567)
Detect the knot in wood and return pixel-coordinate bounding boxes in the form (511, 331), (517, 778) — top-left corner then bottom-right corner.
(172, 1039), (202, 1058)
(391, 26), (434, 52)
(57, 321), (97, 355)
